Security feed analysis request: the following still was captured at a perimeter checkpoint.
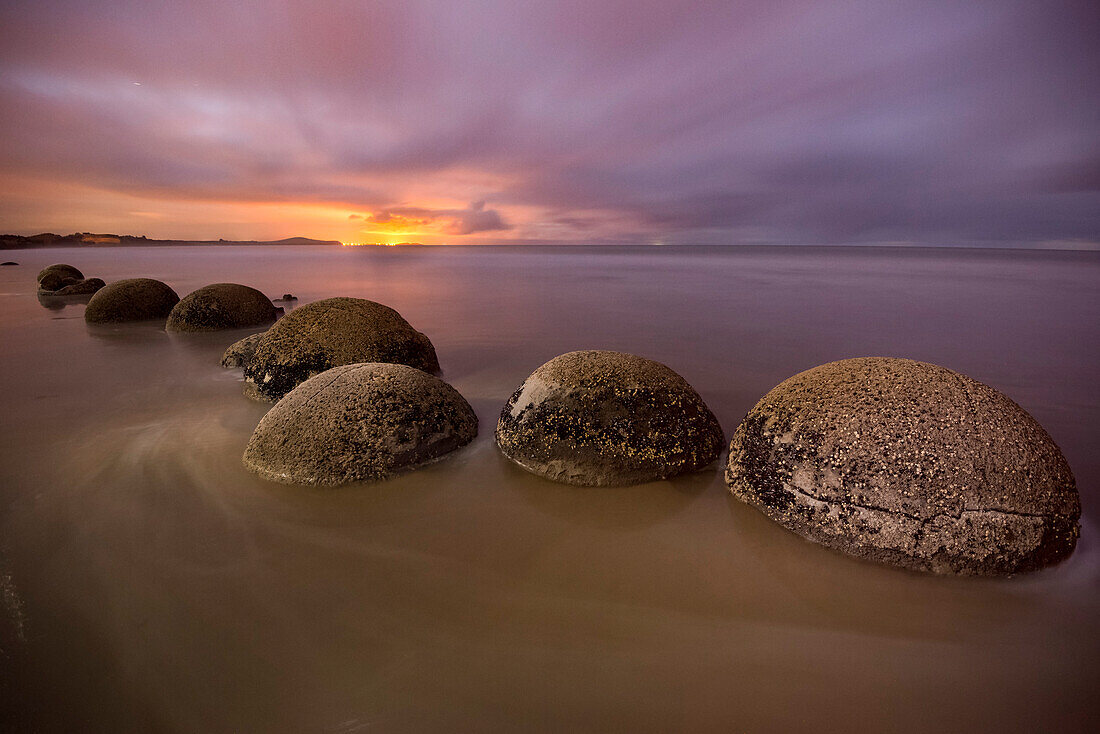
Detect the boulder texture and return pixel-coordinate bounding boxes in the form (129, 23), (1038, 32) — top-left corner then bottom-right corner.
(243, 362), (477, 485)
(84, 278), (180, 324)
(496, 350), (724, 486)
(725, 357), (1080, 576)
(36, 264), (84, 292)
(166, 283), (277, 332)
(221, 332), (265, 368)
(242, 297), (440, 401)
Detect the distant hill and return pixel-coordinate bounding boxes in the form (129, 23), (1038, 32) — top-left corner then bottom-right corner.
(0, 232), (342, 249)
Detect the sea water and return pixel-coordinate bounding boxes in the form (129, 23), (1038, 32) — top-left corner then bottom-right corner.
(1, 245), (1098, 732)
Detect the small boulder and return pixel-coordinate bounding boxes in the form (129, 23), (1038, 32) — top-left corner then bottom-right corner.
(84, 278), (180, 324)
(221, 332), (265, 368)
(166, 283), (277, 332)
(1, 261), (17, 266)
(53, 277), (105, 296)
(725, 357), (1081, 576)
(496, 350), (724, 486)
(242, 297), (440, 401)
(36, 264), (84, 292)
(279, 293), (297, 301)
(243, 363), (477, 485)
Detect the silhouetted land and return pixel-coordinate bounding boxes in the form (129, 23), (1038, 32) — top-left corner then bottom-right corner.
(0, 232), (341, 249)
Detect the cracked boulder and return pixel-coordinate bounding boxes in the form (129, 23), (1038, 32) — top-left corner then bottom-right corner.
(84, 278), (180, 324)
(496, 350), (724, 486)
(243, 362), (477, 485)
(166, 283), (277, 332)
(242, 297), (440, 401)
(36, 264), (83, 291)
(726, 357), (1080, 576)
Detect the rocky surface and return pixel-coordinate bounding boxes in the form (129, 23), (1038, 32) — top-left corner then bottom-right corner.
(243, 362), (477, 485)
(221, 332), (265, 368)
(53, 277), (105, 296)
(36, 264), (84, 292)
(166, 283), (277, 332)
(725, 357), (1080, 575)
(242, 297), (440, 401)
(496, 350), (724, 486)
(84, 278), (180, 324)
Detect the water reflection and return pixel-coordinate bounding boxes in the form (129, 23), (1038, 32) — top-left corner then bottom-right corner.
(36, 292), (92, 310)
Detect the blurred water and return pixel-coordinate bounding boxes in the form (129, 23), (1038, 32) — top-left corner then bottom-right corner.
(1, 245), (1098, 732)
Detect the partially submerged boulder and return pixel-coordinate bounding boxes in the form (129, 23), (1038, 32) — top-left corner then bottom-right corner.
(36, 264), (84, 292)
(496, 350), (724, 486)
(84, 278), (180, 324)
(1, 261), (18, 266)
(243, 362), (477, 485)
(221, 332), (265, 368)
(242, 297), (440, 401)
(53, 277), (105, 296)
(37, 263), (82, 282)
(166, 283), (277, 332)
(725, 357), (1080, 576)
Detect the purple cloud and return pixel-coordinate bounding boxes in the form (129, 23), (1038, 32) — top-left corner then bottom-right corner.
(0, 0), (1097, 244)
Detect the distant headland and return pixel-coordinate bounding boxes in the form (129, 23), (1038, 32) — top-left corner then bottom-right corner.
(0, 232), (342, 250)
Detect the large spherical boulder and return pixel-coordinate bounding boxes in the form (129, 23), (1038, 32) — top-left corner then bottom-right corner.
(84, 278), (180, 324)
(242, 297), (440, 401)
(166, 283), (277, 332)
(243, 363), (477, 485)
(496, 350), (724, 486)
(221, 332), (265, 368)
(726, 357), (1080, 576)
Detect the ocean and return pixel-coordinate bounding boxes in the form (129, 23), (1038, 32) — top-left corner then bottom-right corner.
(2, 245), (1098, 732)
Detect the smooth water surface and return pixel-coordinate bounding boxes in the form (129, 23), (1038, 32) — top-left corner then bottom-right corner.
(1, 245), (1098, 732)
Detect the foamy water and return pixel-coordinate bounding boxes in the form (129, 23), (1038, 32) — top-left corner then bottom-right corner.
(1, 245), (1098, 732)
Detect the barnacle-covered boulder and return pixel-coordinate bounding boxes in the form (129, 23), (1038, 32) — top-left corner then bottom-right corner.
(242, 297), (440, 401)
(725, 357), (1080, 575)
(496, 350), (724, 486)
(243, 363), (477, 485)
(166, 283), (277, 332)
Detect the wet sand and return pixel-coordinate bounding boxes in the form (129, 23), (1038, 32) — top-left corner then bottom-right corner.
(1, 245), (1098, 732)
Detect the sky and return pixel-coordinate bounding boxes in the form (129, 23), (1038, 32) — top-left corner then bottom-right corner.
(0, 0), (1097, 246)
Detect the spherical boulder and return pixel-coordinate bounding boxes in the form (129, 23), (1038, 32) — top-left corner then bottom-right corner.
(496, 350), (724, 486)
(166, 283), (277, 332)
(37, 264), (85, 292)
(84, 278), (180, 324)
(37, 263), (82, 283)
(725, 357), (1080, 576)
(243, 363), (478, 485)
(242, 297), (440, 401)
(221, 332), (265, 368)
(53, 277), (105, 296)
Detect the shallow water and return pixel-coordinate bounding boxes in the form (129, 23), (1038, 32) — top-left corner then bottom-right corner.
(1, 245), (1098, 732)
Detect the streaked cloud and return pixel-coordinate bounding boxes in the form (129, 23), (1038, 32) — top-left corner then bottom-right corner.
(0, 0), (1096, 244)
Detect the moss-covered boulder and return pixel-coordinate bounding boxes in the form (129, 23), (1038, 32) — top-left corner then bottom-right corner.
(496, 350), (724, 486)
(725, 357), (1080, 576)
(221, 332), (265, 368)
(84, 278), (180, 324)
(166, 283), (277, 332)
(243, 363), (477, 485)
(242, 297), (440, 401)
